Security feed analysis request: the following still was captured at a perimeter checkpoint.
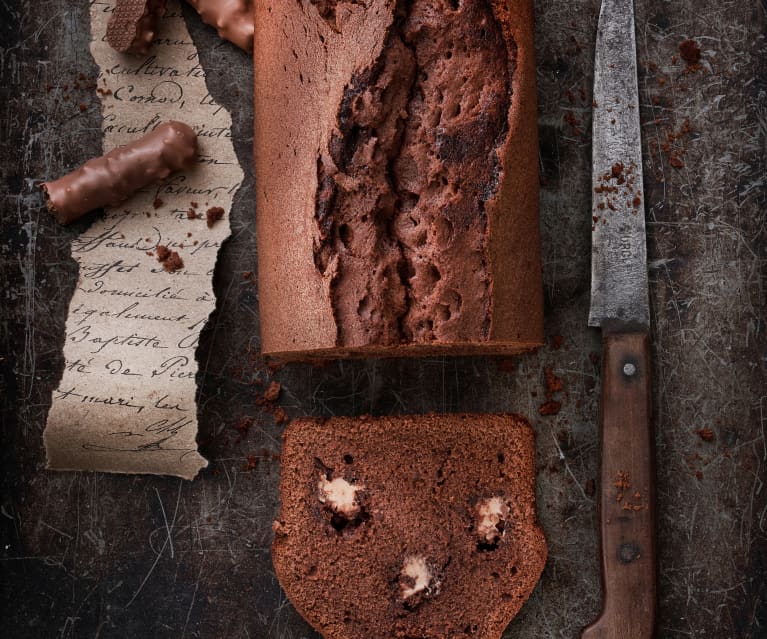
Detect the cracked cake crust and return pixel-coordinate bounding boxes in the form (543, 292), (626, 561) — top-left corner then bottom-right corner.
(254, 0), (542, 359)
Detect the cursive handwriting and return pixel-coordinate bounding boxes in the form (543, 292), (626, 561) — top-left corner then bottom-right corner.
(72, 301), (190, 326)
(155, 174), (237, 198)
(77, 280), (189, 300)
(74, 225), (157, 254)
(46, 0), (241, 478)
(108, 55), (180, 78)
(81, 259), (141, 280)
(68, 326), (167, 354)
(65, 357), (93, 374)
(200, 93), (225, 117)
(105, 359), (142, 376)
(151, 396), (188, 412)
(113, 80), (186, 110)
(82, 435), (195, 454)
(56, 386), (146, 414)
(151, 356), (195, 379)
(102, 112), (162, 136)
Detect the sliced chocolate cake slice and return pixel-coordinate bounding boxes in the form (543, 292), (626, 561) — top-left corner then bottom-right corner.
(272, 414), (547, 639)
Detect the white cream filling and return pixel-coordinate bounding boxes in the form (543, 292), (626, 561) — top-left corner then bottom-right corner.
(317, 475), (363, 516)
(476, 496), (509, 543)
(400, 555), (437, 599)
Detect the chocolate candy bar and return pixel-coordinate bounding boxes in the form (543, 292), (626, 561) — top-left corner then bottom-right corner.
(106, 0), (167, 55)
(185, 0), (253, 52)
(42, 121), (198, 225)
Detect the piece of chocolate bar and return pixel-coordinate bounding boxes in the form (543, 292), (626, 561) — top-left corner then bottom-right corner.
(106, 0), (167, 55)
(42, 121), (198, 225)
(185, 0), (253, 52)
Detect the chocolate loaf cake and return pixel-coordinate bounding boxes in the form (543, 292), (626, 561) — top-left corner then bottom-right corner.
(254, 0), (542, 359)
(272, 414), (547, 639)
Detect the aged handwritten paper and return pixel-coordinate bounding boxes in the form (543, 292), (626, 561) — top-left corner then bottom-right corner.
(44, 0), (243, 478)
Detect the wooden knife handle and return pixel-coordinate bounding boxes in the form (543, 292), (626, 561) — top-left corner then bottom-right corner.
(581, 330), (656, 639)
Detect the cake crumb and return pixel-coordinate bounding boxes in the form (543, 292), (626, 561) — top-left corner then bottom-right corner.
(679, 39), (701, 65)
(156, 245), (171, 262)
(153, 197), (164, 209)
(544, 367), (564, 393)
(155, 244), (183, 273)
(539, 366), (564, 416)
(162, 251), (184, 273)
(696, 428), (715, 442)
(233, 415), (254, 442)
(538, 401), (561, 416)
(614, 470), (630, 502)
(263, 381), (281, 402)
(550, 335), (564, 350)
(206, 206), (225, 228)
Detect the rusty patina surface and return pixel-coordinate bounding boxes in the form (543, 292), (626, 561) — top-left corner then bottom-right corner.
(0, 1), (765, 637)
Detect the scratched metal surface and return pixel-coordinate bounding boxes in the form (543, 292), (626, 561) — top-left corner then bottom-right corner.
(0, 1), (765, 637)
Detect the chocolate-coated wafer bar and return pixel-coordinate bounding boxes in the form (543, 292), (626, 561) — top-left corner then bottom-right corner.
(42, 121), (198, 225)
(185, 0), (254, 52)
(106, 0), (167, 55)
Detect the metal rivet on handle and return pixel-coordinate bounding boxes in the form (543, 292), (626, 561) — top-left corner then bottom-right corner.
(617, 542), (641, 564)
(623, 362), (637, 376)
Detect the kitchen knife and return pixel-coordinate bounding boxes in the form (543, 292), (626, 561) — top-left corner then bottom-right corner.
(581, 1), (656, 638)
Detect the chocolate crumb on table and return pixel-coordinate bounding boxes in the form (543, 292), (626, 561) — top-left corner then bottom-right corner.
(233, 415), (254, 443)
(539, 400), (562, 416)
(262, 381), (281, 402)
(153, 197), (164, 209)
(539, 365), (564, 416)
(256, 381), (282, 406)
(544, 366), (564, 393)
(206, 206), (225, 228)
(679, 38), (701, 65)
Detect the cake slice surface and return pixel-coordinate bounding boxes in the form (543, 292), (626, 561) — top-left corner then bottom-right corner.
(272, 414), (547, 639)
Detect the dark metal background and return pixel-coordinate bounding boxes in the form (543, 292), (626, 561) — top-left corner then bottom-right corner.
(1, 1), (765, 637)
